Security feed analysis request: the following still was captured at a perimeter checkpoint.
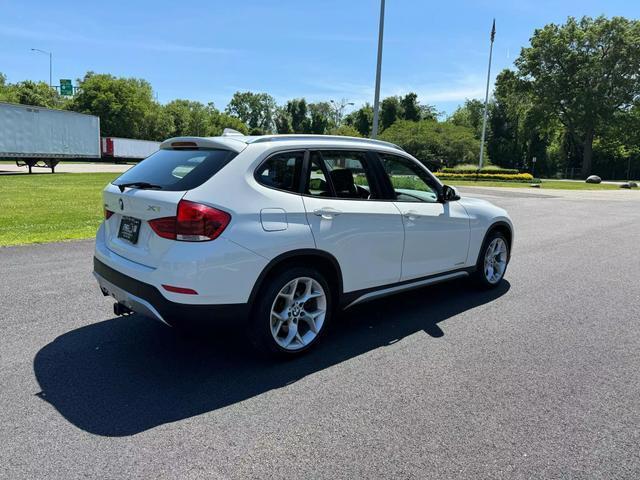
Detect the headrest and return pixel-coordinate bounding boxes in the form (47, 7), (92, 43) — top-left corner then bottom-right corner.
(330, 169), (356, 193)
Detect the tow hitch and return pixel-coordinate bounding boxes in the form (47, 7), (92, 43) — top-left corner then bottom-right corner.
(113, 302), (134, 316)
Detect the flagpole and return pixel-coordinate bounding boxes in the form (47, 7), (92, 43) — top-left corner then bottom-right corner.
(478, 19), (495, 169)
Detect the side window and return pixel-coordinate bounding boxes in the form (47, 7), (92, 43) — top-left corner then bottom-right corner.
(256, 151), (304, 193)
(379, 154), (440, 203)
(317, 151), (377, 200)
(306, 152), (332, 197)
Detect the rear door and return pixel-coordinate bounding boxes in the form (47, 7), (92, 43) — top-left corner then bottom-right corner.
(377, 153), (470, 280)
(301, 150), (404, 292)
(103, 147), (236, 267)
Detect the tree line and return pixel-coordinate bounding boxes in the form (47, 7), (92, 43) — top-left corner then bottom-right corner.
(1, 15), (639, 178)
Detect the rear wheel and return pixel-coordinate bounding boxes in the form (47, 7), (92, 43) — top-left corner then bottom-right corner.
(472, 231), (509, 288)
(248, 267), (332, 357)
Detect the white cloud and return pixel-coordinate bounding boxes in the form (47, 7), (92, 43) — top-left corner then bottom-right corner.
(0, 25), (237, 55)
(300, 73), (487, 110)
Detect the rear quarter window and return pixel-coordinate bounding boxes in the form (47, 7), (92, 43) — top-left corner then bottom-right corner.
(113, 149), (237, 191)
(255, 151), (305, 193)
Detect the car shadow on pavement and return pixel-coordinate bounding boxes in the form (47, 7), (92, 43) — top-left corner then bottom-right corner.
(33, 279), (509, 437)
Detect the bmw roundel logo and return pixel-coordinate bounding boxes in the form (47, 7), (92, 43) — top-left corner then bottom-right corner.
(119, 198), (124, 211)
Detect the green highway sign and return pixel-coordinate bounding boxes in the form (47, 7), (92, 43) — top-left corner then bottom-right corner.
(60, 79), (73, 96)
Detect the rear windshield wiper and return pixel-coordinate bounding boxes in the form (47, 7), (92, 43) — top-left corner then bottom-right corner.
(115, 182), (163, 193)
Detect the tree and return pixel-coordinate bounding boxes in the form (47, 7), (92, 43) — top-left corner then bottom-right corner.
(69, 72), (157, 138)
(274, 99), (334, 134)
(274, 106), (292, 133)
(487, 69), (555, 174)
(0, 73), (12, 102)
(344, 103), (373, 137)
(515, 16), (640, 176)
(308, 102), (334, 134)
(380, 119), (480, 169)
(208, 109), (249, 136)
(165, 99), (210, 136)
(591, 101), (640, 179)
(328, 125), (362, 137)
(419, 104), (441, 122)
(285, 98), (310, 133)
(226, 91), (277, 133)
(449, 99), (485, 138)
(400, 93), (421, 121)
(142, 103), (175, 141)
(7, 80), (62, 108)
(380, 96), (402, 130)
(164, 99), (193, 137)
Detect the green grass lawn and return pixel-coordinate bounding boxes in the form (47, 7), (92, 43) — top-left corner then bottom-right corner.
(0, 173), (118, 247)
(0, 172), (636, 247)
(446, 179), (623, 190)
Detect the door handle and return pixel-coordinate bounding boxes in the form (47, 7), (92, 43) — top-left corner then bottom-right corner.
(313, 207), (342, 219)
(402, 210), (421, 220)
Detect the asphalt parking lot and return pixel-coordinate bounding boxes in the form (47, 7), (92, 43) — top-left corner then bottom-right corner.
(1, 187), (639, 479)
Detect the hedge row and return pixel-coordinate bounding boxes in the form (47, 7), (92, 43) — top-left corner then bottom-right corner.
(440, 167), (520, 175)
(435, 172), (537, 182)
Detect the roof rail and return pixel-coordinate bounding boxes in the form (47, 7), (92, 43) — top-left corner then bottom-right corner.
(247, 134), (404, 151)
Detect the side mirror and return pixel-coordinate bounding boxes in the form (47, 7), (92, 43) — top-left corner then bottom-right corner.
(441, 185), (460, 202)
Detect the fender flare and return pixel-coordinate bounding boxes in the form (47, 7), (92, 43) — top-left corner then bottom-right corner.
(476, 221), (513, 266)
(247, 249), (344, 305)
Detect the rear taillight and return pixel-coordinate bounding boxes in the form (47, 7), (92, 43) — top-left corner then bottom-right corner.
(176, 200), (231, 241)
(148, 200), (231, 242)
(105, 209), (114, 220)
(148, 217), (176, 240)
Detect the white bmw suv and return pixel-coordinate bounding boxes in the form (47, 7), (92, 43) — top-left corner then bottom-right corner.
(94, 133), (513, 356)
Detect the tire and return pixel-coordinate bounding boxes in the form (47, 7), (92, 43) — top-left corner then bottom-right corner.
(247, 266), (333, 357)
(472, 230), (510, 289)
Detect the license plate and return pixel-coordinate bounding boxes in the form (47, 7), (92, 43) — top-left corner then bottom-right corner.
(118, 216), (141, 244)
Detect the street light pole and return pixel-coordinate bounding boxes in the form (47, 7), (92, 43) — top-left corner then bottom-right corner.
(330, 99), (355, 126)
(31, 48), (52, 88)
(371, 0), (385, 139)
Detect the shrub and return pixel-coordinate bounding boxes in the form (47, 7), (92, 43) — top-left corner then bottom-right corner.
(449, 163), (482, 170)
(435, 172), (536, 182)
(440, 166), (520, 175)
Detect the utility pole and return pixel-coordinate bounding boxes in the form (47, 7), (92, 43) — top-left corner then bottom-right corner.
(478, 20), (496, 169)
(31, 48), (53, 88)
(371, 0), (385, 138)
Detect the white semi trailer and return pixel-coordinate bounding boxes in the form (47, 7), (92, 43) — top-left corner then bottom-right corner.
(0, 102), (101, 173)
(101, 137), (159, 162)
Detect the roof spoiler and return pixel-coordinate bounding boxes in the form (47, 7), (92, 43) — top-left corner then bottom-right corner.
(159, 136), (247, 153)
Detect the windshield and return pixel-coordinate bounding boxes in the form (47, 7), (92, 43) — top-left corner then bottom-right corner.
(112, 149), (237, 191)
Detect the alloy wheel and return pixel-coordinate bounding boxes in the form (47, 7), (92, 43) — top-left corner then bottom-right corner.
(484, 237), (508, 284)
(270, 277), (327, 351)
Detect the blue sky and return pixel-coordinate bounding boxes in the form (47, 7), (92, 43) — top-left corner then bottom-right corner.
(1, 0), (639, 115)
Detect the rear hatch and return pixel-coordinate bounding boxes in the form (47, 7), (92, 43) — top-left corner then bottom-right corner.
(103, 146), (237, 267)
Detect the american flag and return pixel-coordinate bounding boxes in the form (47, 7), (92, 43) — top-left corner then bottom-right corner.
(491, 19), (496, 43)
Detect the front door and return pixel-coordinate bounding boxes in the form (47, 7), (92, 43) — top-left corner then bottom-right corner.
(377, 153), (470, 280)
(302, 150), (404, 293)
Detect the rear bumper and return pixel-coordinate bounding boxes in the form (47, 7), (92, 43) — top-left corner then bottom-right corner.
(93, 257), (250, 326)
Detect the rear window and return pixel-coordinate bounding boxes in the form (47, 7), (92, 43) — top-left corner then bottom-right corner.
(112, 149), (237, 191)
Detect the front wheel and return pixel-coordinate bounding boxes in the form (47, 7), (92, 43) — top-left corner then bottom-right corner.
(248, 267), (332, 357)
(472, 231), (509, 288)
